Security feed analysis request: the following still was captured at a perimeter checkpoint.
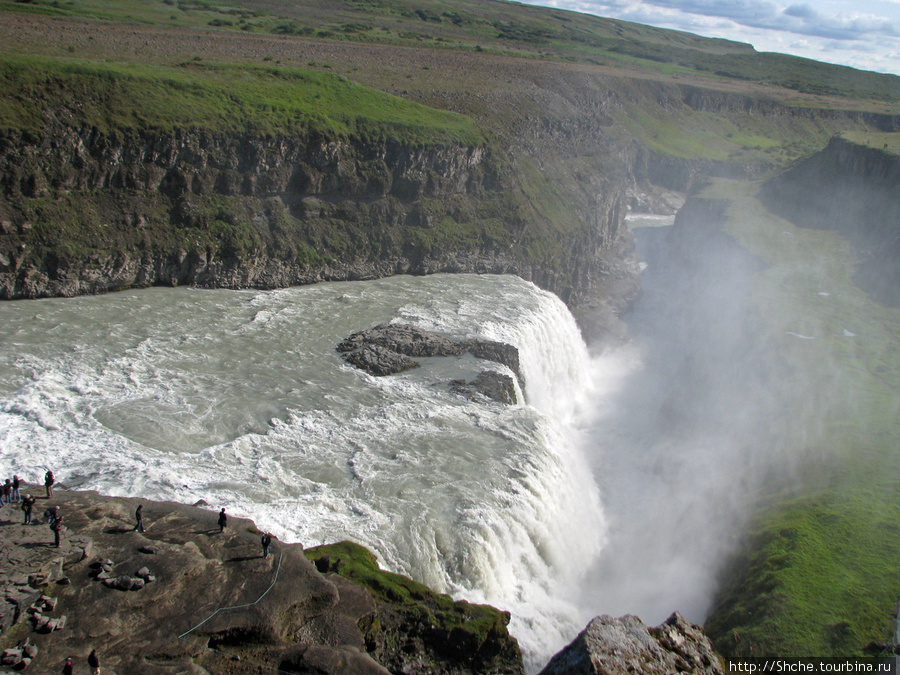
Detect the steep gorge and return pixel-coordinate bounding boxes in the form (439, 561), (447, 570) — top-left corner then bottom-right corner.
(3, 55), (895, 342)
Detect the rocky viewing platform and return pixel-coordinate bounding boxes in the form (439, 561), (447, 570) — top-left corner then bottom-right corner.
(0, 482), (724, 674)
(0, 483), (523, 674)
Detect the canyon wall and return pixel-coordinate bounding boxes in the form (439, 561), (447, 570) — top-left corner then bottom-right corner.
(0, 123), (638, 339)
(759, 136), (900, 306)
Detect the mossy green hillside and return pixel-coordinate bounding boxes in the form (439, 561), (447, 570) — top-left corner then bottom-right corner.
(0, 55), (482, 144)
(305, 541), (519, 659)
(698, 178), (900, 656)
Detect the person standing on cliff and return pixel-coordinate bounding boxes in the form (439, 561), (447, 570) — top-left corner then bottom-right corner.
(52, 514), (64, 548)
(22, 494), (35, 524)
(12, 475), (20, 502)
(87, 648), (100, 674)
(2, 478), (11, 504)
(134, 504), (144, 533)
(261, 532), (272, 558)
(218, 508), (227, 533)
(62, 656), (74, 675)
(44, 470), (54, 498)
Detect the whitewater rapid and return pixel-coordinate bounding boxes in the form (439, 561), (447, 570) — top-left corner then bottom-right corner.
(0, 273), (608, 671)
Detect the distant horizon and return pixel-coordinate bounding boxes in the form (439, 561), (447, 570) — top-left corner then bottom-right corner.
(516, 0), (900, 77)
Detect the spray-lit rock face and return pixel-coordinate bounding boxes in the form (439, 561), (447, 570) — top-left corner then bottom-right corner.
(758, 136), (900, 307)
(539, 612), (723, 675)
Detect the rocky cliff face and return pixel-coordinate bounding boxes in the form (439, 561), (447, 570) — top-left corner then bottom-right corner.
(0, 123), (640, 340)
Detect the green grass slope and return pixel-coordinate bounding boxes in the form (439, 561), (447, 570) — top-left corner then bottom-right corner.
(0, 55), (482, 144)
(4, 0), (899, 105)
(700, 177), (900, 656)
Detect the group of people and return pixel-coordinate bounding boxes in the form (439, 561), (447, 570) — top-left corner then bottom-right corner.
(2, 471), (62, 545)
(9, 472), (278, 558)
(0, 473), (22, 503)
(4, 469), (278, 672)
(62, 648), (100, 674)
(138, 506), (275, 558)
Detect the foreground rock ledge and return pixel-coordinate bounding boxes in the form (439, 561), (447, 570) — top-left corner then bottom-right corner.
(0, 485), (522, 674)
(539, 612), (724, 675)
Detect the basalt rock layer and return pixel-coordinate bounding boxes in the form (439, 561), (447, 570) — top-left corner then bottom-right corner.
(0, 122), (639, 344)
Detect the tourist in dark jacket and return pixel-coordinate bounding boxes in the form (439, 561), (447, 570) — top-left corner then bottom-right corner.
(22, 494), (35, 524)
(88, 648), (100, 674)
(44, 470), (54, 498)
(218, 508), (227, 533)
(134, 504), (144, 533)
(45, 504), (60, 526)
(261, 532), (273, 558)
(52, 515), (64, 548)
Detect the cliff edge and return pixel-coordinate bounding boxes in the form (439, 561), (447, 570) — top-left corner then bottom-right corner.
(0, 484), (522, 674)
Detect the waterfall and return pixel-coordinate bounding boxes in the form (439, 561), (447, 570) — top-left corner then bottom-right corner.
(0, 275), (608, 673)
(400, 281), (608, 670)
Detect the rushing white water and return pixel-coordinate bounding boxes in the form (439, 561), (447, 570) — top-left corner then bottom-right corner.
(0, 273), (605, 671)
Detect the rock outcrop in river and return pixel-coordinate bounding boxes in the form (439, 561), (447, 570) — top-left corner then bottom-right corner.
(338, 323), (521, 404)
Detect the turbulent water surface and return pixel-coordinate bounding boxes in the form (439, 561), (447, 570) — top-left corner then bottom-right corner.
(0, 215), (779, 671)
(0, 272), (609, 670)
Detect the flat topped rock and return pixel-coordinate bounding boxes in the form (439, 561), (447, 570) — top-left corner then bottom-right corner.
(337, 323), (461, 358)
(344, 343), (419, 376)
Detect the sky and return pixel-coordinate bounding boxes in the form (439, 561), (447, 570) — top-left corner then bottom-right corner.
(516, 0), (900, 76)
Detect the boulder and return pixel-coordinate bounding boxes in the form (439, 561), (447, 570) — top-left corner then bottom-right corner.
(343, 344), (419, 376)
(1, 648), (23, 665)
(451, 371), (517, 404)
(539, 612), (723, 675)
(114, 575), (135, 591)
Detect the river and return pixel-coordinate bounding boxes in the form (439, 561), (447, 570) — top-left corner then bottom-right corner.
(0, 214), (774, 672)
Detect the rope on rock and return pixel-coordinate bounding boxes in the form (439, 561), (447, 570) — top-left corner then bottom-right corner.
(177, 550), (284, 639)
